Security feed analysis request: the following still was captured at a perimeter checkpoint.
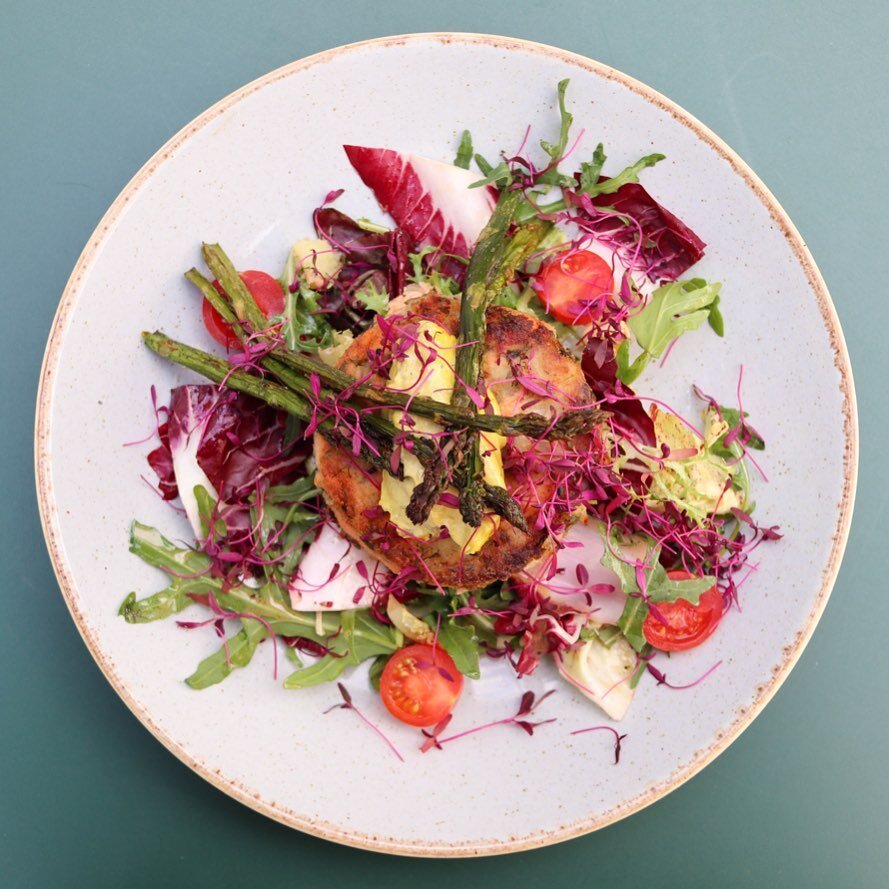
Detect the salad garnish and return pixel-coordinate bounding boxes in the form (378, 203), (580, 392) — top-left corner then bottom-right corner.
(122, 81), (780, 756)
(570, 725), (628, 765)
(325, 682), (405, 762)
(646, 659), (723, 690)
(421, 690), (556, 753)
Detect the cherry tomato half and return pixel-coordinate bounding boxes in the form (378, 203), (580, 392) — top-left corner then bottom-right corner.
(536, 249), (614, 326)
(379, 643), (463, 727)
(642, 570), (724, 652)
(202, 269), (285, 349)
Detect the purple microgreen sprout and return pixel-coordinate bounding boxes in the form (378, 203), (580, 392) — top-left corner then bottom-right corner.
(570, 725), (627, 764)
(420, 690), (557, 752)
(647, 659), (723, 690)
(324, 683), (404, 762)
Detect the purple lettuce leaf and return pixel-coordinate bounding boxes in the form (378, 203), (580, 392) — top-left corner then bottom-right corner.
(581, 338), (656, 447)
(567, 178), (706, 283)
(148, 385), (308, 503)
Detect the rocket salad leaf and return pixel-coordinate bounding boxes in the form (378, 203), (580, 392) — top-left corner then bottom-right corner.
(454, 130), (474, 169)
(187, 619), (269, 689)
(433, 620), (481, 680)
(580, 146), (665, 197)
(578, 143), (607, 194)
(284, 654), (350, 689)
(619, 278), (722, 383)
(617, 597), (649, 652)
(601, 532), (716, 652)
(629, 278), (722, 358)
(118, 523), (215, 623)
(123, 521), (401, 688)
(537, 79), (575, 186)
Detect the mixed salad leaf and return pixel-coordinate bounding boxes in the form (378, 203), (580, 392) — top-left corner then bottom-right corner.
(620, 278), (722, 383)
(126, 81), (779, 756)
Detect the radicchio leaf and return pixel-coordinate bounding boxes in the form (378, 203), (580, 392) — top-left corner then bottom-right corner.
(566, 177), (705, 283)
(148, 385), (308, 504)
(147, 421), (177, 500)
(314, 207), (409, 300)
(343, 145), (497, 282)
(314, 207), (392, 267)
(581, 338), (656, 447)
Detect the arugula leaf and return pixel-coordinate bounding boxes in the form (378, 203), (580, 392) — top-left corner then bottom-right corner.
(126, 522), (305, 637)
(454, 130), (473, 169)
(707, 293), (725, 337)
(578, 143), (607, 193)
(470, 151), (519, 191)
(629, 278), (722, 358)
(537, 79), (574, 185)
(651, 575), (716, 605)
(118, 590), (194, 623)
(474, 80), (580, 192)
(210, 586), (402, 663)
(614, 338), (649, 385)
(717, 406), (765, 450)
(128, 521), (210, 576)
(435, 619), (481, 680)
(252, 479), (318, 587)
(629, 647), (652, 688)
(194, 484), (225, 538)
(599, 532), (653, 593)
(265, 477), (318, 504)
(337, 608), (401, 664)
(254, 501), (316, 585)
(470, 161), (513, 190)
(283, 654), (349, 689)
(124, 523), (402, 688)
(474, 152), (494, 176)
(119, 523), (217, 623)
(186, 619), (268, 689)
(619, 279), (722, 383)
(601, 535), (714, 605)
(629, 279), (722, 358)
(368, 654), (389, 692)
(582, 152), (665, 197)
(284, 644), (303, 666)
(718, 406), (745, 431)
(616, 596), (649, 652)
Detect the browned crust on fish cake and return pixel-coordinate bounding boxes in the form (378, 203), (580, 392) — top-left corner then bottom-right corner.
(313, 291), (591, 589)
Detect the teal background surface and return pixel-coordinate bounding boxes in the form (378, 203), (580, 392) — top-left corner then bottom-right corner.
(2, 1), (886, 886)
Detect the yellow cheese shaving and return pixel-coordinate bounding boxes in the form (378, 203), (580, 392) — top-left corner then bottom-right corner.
(378, 320), (506, 555)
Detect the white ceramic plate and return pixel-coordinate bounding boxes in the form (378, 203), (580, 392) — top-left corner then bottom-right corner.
(36, 33), (857, 856)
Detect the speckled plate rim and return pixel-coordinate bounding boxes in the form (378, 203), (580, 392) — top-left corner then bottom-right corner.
(35, 32), (858, 857)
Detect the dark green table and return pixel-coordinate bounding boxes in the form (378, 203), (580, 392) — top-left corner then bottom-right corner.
(3, 2), (885, 886)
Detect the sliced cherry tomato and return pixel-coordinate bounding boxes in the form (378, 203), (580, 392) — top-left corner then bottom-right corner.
(379, 643), (463, 727)
(643, 570), (723, 652)
(201, 270), (285, 349)
(536, 249), (614, 326)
